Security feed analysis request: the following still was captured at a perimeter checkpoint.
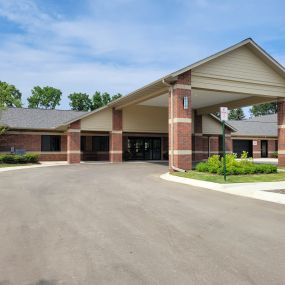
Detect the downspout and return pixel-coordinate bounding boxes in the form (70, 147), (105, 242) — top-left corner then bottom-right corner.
(162, 79), (186, 172)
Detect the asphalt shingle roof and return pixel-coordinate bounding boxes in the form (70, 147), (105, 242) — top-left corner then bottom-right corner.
(229, 114), (277, 137)
(0, 108), (87, 130)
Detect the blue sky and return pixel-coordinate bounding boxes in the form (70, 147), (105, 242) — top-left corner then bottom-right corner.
(0, 0), (284, 111)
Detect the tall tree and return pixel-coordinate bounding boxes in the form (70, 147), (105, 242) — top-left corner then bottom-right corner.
(91, 91), (103, 110)
(101, 92), (111, 105)
(28, 86), (62, 109)
(250, 102), (277, 117)
(90, 91), (123, 110)
(228, 108), (245, 120)
(68, 93), (91, 111)
(0, 81), (22, 108)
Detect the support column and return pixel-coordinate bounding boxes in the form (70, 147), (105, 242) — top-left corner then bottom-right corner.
(278, 99), (285, 166)
(110, 108), (123, 162)
(169, 70), (192, 171)
(67, 120), (81, 164)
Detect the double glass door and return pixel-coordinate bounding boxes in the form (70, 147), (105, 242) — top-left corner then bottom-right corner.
(127, 137), (161, 160)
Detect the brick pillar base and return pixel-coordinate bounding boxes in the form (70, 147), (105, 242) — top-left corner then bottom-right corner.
(110, 109), (123, 162)
(278, 99), (285, 166)
(67, 120), (81, 163)
(169, 70), (192, 171)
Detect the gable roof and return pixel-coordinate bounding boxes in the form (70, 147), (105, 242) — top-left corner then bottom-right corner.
(229, 114), (277, 137)
(0, 108), (87, 130)
(65, 38), (285, 125)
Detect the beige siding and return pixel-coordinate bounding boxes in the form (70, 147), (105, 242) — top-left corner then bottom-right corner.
(123, 105), (168, 133)
(81, 108), (112, 131)
(202, 115), (222, 135)
(192, 46), (285, 97)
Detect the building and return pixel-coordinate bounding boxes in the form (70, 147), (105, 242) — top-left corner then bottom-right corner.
(0, 38), (285, 169)
(230, 114), (278, 158)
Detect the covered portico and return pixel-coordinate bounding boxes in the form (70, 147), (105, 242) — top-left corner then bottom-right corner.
(105, 38), (285, 170)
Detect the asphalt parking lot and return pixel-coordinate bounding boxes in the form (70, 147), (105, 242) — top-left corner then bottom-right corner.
(0, 162), (285, 285)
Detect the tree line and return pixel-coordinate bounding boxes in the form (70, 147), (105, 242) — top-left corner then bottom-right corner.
(0, 81), (122, 111)
(0, 81), (278, 118)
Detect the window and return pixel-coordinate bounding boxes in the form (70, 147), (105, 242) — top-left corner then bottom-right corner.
(41, 135), (61, 151)
(92, 136), (109, 152)
(81, 136), (86, 151)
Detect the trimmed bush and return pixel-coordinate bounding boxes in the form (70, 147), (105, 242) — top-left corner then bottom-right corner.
(195, 153), (277, 175)
(0, 153), (39, 164)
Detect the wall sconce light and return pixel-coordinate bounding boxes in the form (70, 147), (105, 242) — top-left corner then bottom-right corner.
(183, 96), (189, 110)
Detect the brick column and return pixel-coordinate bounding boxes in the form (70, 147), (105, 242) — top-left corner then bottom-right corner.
(67, 120), (81, 163)
(169, 70), (192, 171)
(278, 99), (285, 166)
(110, 108), (123, 162)
(253, 140), (261, 158)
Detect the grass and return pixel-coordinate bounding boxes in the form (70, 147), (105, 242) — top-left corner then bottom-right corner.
(172, 170), (285, 184)
(0, 163), (32, 168)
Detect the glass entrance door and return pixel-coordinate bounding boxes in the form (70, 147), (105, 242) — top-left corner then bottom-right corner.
(127, 137), (161, 160)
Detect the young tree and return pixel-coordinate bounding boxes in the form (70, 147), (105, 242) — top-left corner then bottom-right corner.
(0, 81), (22, 108)
(250, 102), (277, 117)
(68, 93), (91, 111)
(228, 108), (245, 120)
(91, 91), (103, 110)
(28, 86), (62, 109)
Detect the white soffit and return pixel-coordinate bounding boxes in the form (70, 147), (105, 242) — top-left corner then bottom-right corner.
(139, 89), (252, 109)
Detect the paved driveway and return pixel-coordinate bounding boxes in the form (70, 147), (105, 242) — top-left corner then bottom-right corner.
(0, 162), (285, 285)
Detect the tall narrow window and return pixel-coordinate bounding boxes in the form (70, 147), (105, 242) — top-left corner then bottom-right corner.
(41, 135), (61, 151)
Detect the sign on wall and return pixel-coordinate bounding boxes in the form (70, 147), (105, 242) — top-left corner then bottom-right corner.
(253, 140), (257, 146)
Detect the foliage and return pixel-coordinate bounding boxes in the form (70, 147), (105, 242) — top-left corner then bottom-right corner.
(250, 102), (277, 117)
(173, 171), (285, 184)
(273, 151), (278, 158)
(90, 92), (123, 110)
(228, 108), (245, 120)
(28, 86), (62, 109)
(112, 93), (123, 101)
(0, 153), (39, 164)
(68, 93), (91, 111)
(195, 152), (277, 175)
(0, 81), (22, 108)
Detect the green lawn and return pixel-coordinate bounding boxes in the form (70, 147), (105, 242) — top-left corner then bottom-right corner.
(0, 164), (32, 168)
(173, 170), (285, 184)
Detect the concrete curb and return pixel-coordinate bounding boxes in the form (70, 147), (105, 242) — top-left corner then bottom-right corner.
(0, 162), (68, 173)
(160, 173), (285, 205)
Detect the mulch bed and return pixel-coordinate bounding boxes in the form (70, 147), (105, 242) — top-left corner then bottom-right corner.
(266, 190), (285, 194)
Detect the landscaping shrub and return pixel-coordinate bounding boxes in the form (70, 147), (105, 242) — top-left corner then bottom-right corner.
(273, 151), (278, 158)
(195, 152), (277, 175)
(0, 153), (39, 164)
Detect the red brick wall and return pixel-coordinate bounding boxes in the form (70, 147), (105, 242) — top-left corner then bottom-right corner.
(0, 132), (67, 161)
(268, 140), (277, 158)
(253, 139), (261, 158)
(169, 71), (192, 170)
(110, 108), (123, 162)
(278, 100), (285, 166)
(67, 120), (81, 163)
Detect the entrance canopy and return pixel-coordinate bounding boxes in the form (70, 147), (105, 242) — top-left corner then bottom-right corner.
(106, 38), (285, 113)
